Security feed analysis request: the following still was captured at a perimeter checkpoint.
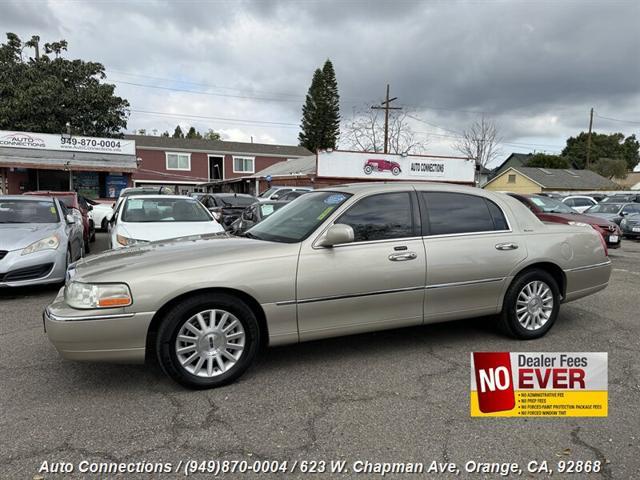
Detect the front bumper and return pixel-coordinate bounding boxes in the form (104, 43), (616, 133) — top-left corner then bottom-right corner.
(0, 247), (66, 287)
(621, 224), (640, 238)
(44, 291), (155, 363)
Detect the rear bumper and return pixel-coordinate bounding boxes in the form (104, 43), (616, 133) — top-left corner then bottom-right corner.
(563, 260), (612, 303)
(44, 302), (155, 364)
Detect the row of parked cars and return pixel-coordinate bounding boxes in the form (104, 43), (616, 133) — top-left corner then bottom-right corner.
(506, 192), (640, 249)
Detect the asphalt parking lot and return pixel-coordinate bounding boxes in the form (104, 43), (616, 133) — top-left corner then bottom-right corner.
(1, 233), (639, 479)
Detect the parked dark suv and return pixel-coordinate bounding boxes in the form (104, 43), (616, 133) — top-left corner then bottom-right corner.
(198, 193), (258, 228)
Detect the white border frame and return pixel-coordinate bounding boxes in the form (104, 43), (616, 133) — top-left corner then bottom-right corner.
(232, 155), (255, 174)
(165, 152), (191, 171)
(208, 154), (226, 180)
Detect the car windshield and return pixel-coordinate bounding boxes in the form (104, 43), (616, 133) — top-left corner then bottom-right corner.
(586, 203), (622, 214)
(0, 200), (59, 224)
(258, 187), (279, 198)
(247, 191), (352, 243)
(259, 202), (285, 218)
(529, 196), (576, 213)
(122, 197), (213, 222)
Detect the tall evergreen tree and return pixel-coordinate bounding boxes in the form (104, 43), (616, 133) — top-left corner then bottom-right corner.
(172, 125), (184, 138)
(186, 126), (202, 139)
(298, 59), (340, 152)
(321, 59), (340, 149)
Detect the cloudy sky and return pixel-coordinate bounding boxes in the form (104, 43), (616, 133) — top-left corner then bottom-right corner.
(2, 0), (639, 166)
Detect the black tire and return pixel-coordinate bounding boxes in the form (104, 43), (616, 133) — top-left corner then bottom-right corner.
(84, 238), (91, 254)
(101, 217), (108, 231)
(497, 269), (560, 339)
(364, 165), (373, 175)
(391, 166), (400, 176)
(155, 293), (260, 389)
(89, 220), (96, 242)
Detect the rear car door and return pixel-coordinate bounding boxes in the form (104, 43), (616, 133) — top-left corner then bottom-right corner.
(420, 191), (528, 322)
(296, 191), (426, 341)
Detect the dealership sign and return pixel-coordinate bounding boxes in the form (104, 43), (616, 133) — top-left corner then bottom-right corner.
(317, 150), (475, 183)
(470, 352), (608, 417)
(0, 130), (136, 156)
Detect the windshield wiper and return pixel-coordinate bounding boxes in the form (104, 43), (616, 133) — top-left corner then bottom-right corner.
(243, 231), (263, 240)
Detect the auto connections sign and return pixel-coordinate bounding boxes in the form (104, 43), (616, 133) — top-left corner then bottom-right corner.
(0, 130), (136, 156)
(470, 352), (608, 417)
(316, 150), (475, 183)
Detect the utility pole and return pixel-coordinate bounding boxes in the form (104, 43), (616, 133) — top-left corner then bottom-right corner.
(586, 107), (594, 169)
(371, 84), (401, 153)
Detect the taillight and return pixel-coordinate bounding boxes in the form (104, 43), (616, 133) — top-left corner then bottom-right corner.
(593, 226), (608, 256)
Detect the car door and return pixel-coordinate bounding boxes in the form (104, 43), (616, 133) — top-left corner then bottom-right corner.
(420, 191), (528, 322)
(296, 191), (426, 341)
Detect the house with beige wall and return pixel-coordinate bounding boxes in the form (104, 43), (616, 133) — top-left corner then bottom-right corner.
(483, 166), (619, 194)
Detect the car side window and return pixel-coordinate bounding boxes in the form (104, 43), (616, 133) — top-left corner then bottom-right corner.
(564, 198), (575, 206)
(423, 192), (507, 235)
(336, 192), (413, 242)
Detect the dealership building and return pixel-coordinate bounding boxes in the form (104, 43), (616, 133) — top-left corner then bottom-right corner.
(0, 130), (137, 198)
(201, 150), (476, 194)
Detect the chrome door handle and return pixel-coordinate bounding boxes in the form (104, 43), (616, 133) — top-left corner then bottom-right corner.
(495, 242), (519, 251)
(388, 252), (417, 261)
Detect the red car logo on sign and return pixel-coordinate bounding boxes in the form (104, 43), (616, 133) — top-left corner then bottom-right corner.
(363, 159), (402, 176)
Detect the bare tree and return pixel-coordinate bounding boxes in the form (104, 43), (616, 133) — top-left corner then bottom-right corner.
(342, 108), (428, 154)
(454, 117), (501, 183)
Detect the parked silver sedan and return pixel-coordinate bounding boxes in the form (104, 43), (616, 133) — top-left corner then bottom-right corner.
(1, 196), (84, 287)
(44, 183), (611, 388)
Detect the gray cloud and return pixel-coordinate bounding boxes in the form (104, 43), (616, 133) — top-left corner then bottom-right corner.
(1, 0), (638, 160)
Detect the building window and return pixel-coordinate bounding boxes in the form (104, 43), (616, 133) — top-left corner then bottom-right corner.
(233, 156), (255, 173)
(508, 174), (516, 183)
(166, 152), (191, 171)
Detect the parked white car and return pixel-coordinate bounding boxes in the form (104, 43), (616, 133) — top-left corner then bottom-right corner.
(109, 195), (224, 249)
(562, 195), (598, 213)
(85, 198), (115, 231)
(257, 186), (312, 202)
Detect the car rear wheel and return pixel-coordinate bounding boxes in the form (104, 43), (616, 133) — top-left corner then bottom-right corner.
(84, 238), (91, 254)
(497, 269), (560, 339)
(156, 293), (260, 389)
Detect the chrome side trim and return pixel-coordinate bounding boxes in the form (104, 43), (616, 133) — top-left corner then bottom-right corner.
(563, 260), (612, 273)
(275, 285), (424, 306)
(425, 277), (505, 290)
(46, 310), (136, 322)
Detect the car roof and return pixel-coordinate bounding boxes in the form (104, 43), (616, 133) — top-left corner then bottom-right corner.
(23, 191), (76, 196)
(316, 182), (480, 195)
(125, 195), (195, 200)
(0, 195), (56, 202)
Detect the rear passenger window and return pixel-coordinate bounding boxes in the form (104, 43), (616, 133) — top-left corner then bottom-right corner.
(422, 192), (508, 235)
(337, 192), (413, 242)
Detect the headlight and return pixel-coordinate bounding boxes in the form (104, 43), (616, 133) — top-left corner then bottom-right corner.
(567, 221), (589, 227)
(65, 281), (132, 309)
(116, 234), (148, 246)
(21, 234), (60, 255)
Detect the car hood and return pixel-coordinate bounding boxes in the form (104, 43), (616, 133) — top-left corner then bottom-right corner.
(544, 212), (615, 226)
(0, 223), (59, 251)
(117, 221), (224, 242)
(73, 233), (297, 281)
(584, 212), (619, 221)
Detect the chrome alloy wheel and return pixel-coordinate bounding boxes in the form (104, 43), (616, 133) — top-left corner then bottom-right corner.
(516, 280), (554, 331)
(175, 309), (245, 377)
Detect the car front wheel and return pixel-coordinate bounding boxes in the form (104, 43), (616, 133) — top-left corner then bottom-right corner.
(498, 269), (560, 339)
(156, 293), (260, 389)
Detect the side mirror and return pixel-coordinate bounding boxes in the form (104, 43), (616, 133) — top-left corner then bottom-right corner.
(317, 224), (355, 248)
(65, 214), (75, 224)
(87, 205), (93, 212)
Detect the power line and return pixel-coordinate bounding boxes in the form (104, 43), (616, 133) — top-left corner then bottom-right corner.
(593, 112), (640, 125)
(130, 109), (299, 128)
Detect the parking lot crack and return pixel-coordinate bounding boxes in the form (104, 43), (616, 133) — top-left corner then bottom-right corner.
(570, 427), (612, 479)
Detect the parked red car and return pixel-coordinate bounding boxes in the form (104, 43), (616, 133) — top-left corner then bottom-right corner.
(363, 159), (402, 176)
(23, 191), (95, 253)
(508, 193), (621, 249)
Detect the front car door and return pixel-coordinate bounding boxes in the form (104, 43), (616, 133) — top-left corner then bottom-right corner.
(296, 190), (426, 341)
(419, 190), (528, 322)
